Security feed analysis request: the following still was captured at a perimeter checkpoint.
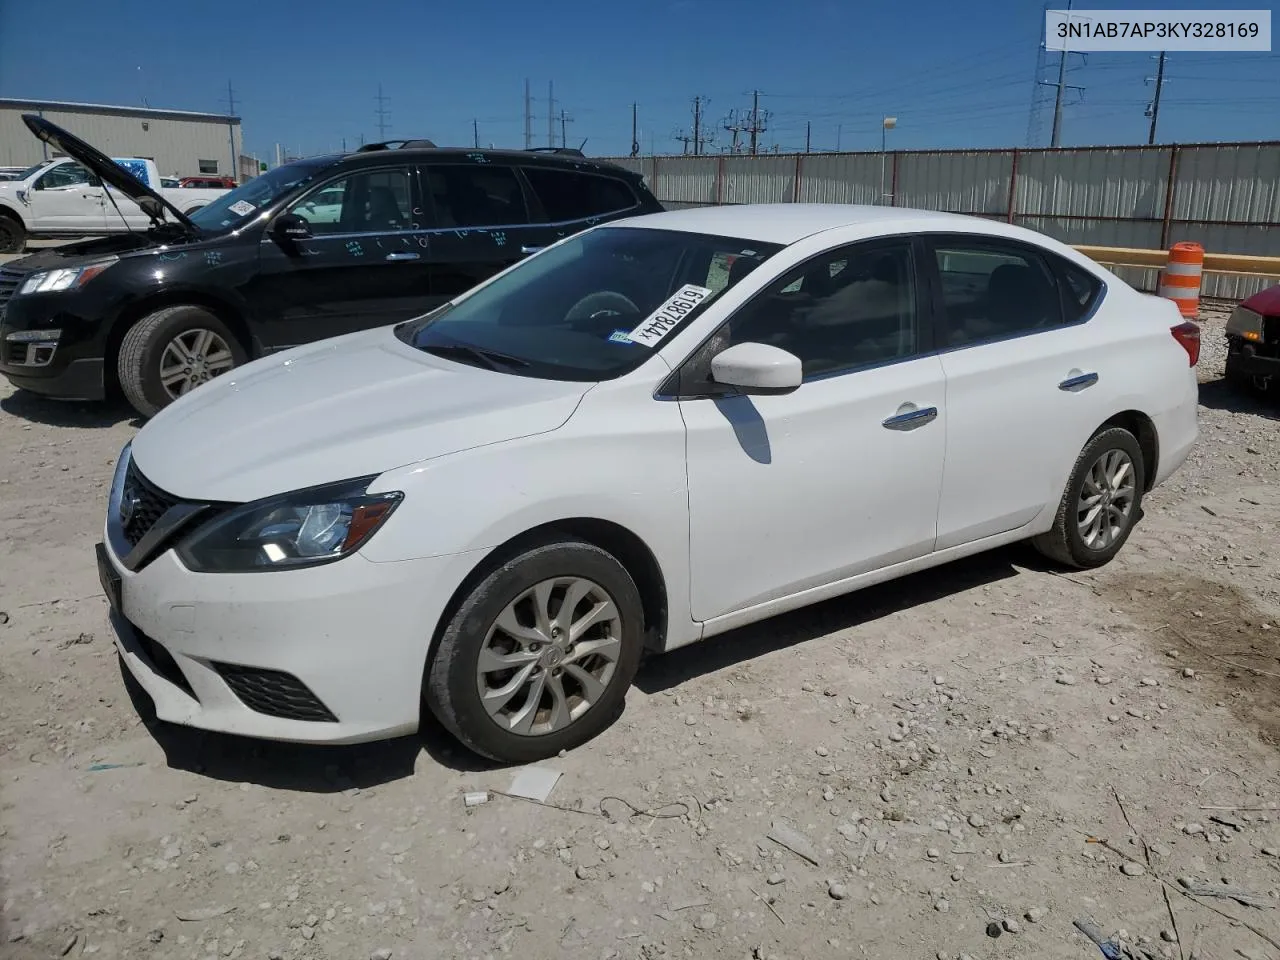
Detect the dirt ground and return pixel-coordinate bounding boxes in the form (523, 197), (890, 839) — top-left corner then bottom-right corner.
(2, 302), (1279, 960)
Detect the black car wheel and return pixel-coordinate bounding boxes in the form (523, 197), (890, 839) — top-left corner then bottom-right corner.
(117, 305), (247, 418)
(1225, 352), (1271, 396)
(0, 214), (25, 254)
(426, 537), (645, 763)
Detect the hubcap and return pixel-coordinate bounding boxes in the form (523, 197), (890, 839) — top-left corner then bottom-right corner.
(159, 328), (235, 399)
(476, 576), (623, 737)
(1076, 448), (1136, 550)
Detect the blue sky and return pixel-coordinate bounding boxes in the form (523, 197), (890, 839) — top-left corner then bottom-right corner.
(0, 0), (1276, 161)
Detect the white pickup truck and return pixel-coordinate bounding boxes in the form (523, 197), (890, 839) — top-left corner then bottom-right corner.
(0, 156), (229, 252)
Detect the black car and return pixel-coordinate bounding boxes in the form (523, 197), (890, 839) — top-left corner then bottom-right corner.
(0, 117), (663, 417)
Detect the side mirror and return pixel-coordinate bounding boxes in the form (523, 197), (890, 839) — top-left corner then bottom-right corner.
(272, 213), (312, 245)
(709, 342), (803, 396)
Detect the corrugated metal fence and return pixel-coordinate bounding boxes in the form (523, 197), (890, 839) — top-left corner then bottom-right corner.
(604, 142), (1280, 299)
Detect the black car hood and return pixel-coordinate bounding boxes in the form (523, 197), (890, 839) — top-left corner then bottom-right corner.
(3, 232), (193, 274)
(22, 114), (198, 234)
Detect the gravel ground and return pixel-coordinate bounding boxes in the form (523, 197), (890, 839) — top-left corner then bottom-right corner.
(2, 302), (1279, 960)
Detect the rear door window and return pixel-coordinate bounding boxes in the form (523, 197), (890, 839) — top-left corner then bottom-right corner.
(521, 167), (638, 222)
(425, 165), (528, 228)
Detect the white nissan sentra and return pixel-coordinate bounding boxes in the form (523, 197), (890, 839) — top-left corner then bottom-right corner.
(97, 204), (1199, 763)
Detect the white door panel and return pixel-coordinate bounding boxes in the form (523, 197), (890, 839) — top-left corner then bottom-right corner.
(28, 178), (107, 232)
(683, 354), (947, 622)
(936, 327), (1114, 549)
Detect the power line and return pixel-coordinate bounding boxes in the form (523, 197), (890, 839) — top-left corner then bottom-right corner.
(375, 83), (390, 140)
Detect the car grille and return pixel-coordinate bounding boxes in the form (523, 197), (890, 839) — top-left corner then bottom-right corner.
(0, 267), (23, 313)
(213, 663), (339, 723)
(121, 461), (181, 548)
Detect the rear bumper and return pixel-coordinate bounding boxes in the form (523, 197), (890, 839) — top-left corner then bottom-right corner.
(1151, 369), (1198, 489)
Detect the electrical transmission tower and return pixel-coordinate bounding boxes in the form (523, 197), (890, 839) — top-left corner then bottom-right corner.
(1027, 0), (1086, 147)
(691, 95), (713, 155)
(375, 83), (391, 140)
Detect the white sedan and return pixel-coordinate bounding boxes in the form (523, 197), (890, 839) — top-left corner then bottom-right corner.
(97, 204), (1200, 763)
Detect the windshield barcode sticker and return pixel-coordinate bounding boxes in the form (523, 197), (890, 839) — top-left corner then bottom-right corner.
(228, 200), (256, 217)
(626, 284), (713, 348)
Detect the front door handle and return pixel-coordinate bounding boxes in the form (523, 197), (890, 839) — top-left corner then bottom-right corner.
(520, 245), (543, 255)
(385, 252), (420, 262)
(1059, 371), (1099, 391)
(882, 405), (939, 430)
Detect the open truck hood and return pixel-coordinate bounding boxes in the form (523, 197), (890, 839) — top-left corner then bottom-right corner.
(22, 114), (198, 234)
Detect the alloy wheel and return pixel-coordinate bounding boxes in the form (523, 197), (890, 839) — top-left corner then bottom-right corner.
(476, 576), (623, 737)
(1076, 448), (1136, 550)
(159, 328), (236, 399)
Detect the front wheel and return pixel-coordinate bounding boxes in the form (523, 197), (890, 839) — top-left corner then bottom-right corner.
(425, 538), (645, 763)
(1225, 352), (1270, 396)
(1032, 426), (1145, 569)
(0, 214), (26, 254)
(117, 305), (246, 418)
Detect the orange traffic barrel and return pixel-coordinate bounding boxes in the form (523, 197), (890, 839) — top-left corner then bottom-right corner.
(1158, 242), (1203, 319)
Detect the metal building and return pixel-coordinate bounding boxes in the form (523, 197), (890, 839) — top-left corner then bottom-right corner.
(0, 98), (243, 182)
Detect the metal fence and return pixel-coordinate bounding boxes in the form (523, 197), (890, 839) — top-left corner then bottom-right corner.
(603, 142), (1280, 299)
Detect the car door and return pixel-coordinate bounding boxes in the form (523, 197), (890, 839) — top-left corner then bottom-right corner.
(27, 162), (108, 232)
(926, 234), (1115, 550)
(421, 162), (551, 306)
(676, 237), (947, 622)
(246, 163), (432, 349)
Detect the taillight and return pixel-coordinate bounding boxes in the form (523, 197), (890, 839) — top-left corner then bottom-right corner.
(1171, 321), (1200, 366)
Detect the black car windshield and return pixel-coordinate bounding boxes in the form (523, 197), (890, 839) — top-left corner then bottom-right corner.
(187, 157), (339, 233)
(396, 227), (783, 381)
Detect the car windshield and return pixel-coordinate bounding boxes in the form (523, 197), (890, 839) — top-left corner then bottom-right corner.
(187, 158), (338, 233)
(15, 161), (51, 180)
(396, 227), (783, 381)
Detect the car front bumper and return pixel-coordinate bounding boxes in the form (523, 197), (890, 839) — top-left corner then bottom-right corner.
(98, 534), (486, 745)
(1227, 338), (1280, 380)
(0, 292), (110, 400)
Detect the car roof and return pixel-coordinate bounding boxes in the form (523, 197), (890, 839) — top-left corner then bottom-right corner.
(321, 146), (641, 179)
(615, 203), (1019, 245)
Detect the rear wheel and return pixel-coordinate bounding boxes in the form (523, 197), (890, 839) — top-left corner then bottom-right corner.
(0, 214), (25, 254)
(1032, 427), (1145, 569)
(117, 305), (246, 417)
(426, 538), (645, 763)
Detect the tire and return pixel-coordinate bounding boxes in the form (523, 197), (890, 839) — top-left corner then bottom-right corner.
(1225, 352), (1270, 396)
(426, 538), (645, 763)
(117, 305), (247, 418)
(1032, 426), (1146, 570)
(0, 214), (25, 254)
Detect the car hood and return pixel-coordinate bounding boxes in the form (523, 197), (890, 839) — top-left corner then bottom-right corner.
(129, 327), (593, 503)
(1242, 284), (1280, 318)
(2, 233), (179, 274)
(21, 114), (197, 233)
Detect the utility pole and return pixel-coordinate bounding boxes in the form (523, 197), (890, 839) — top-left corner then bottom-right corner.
(673, 131), (693, 155)
(473, 118), (480, 148)
(836, 124), (842, 152)
(524, 79), (532, 149)
(805, 120), (811, 154)
(547, 81), (555, 148)
(630, 103), (639, 157)
(559, 109), (573, 148)
(1147, 51), (1167, 144)
(692, 96), (708, 156)
(749, 90), (760, 155)
(222, 81), (238, 182)
(375, 83), (390, 141)
(723, 112), (744, 154)
(1043, 0), (1085, 147)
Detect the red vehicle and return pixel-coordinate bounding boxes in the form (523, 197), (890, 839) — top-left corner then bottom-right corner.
(179, 175), (236, 189)
(1225, 285), (1279, 395)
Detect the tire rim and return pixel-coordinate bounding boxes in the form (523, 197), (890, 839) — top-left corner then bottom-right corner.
(159, 328), (235, 399)
(1076, 448), (1136, 550)
(476, 576), (622, 737)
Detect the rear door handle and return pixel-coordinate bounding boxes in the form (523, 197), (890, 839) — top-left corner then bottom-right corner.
(882, 406), (938, 430)
(520, 245), (543, 255)
(1059, 372), (1099, 391)
(385, 252), (420, 262)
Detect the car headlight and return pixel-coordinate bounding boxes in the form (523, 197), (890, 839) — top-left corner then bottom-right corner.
(18, 259), (116, 295)
(1226, 305), (1264, 343)
(176, 476), (402, 573)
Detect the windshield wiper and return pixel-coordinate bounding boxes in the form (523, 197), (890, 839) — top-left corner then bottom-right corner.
(423, 342), (530, 372)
